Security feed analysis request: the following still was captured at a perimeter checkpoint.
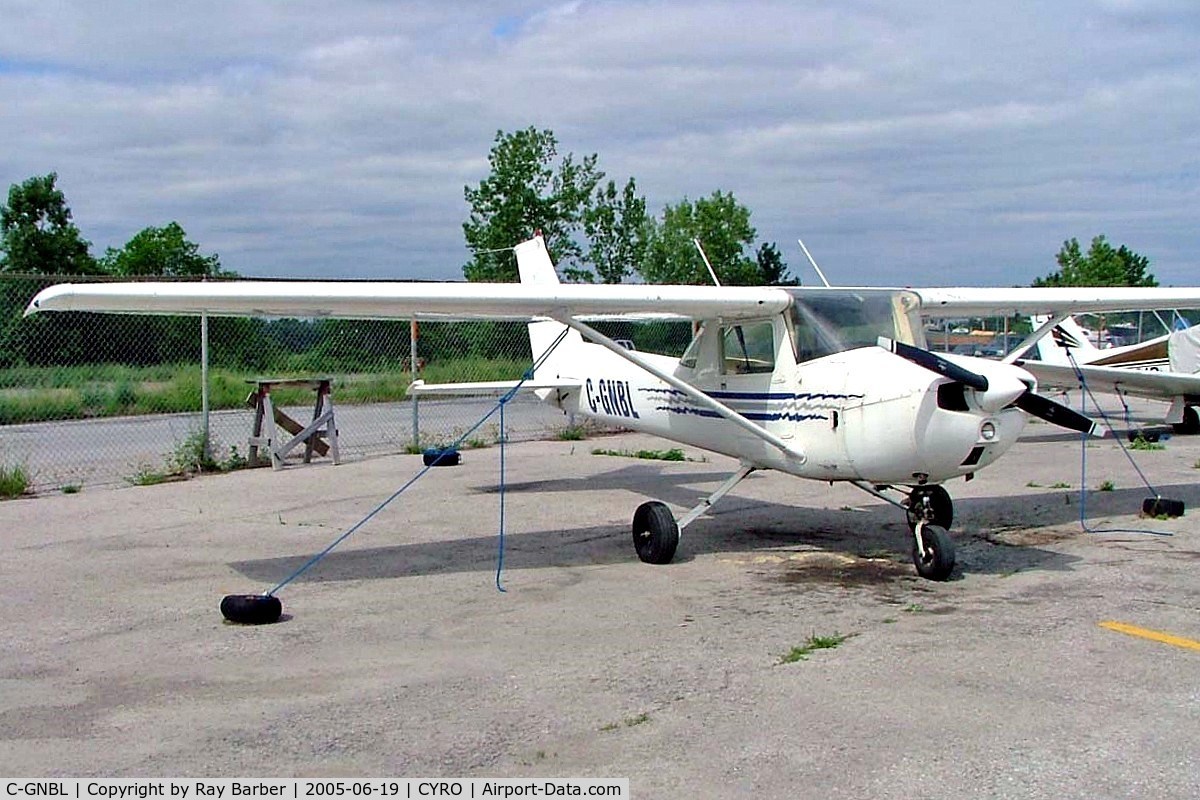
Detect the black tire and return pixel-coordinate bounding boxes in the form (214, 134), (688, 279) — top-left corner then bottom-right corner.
(912, 524), (955, 581)
(220, 594), (283, 625)
(1142, 497), (1185, 518)
(1172, 406), (1200, 435)
(632, 501), (680, 565)
(906, 485), (953, 531)
(422, 448), (461, 467)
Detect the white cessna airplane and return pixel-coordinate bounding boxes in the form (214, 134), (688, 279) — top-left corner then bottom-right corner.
(26, 236), (1200, 580)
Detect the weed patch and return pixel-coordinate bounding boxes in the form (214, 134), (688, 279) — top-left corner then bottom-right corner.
(592, 447), (689, 462)
(557, 424), (589, 441)
(0, 463), (30, 499)
(779, 632), (851, 664)
(600, 712), (651, 732)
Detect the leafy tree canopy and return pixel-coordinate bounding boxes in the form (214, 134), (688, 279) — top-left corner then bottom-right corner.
(0, 172), (98, 275)
(639, 191), (762, 285)
(99, 222), (229, 278)
(579, 177), (648, 284)
(756, 241), (797, 286)
(462, 127), (603, 282)
(1034, 235), (1156, 287)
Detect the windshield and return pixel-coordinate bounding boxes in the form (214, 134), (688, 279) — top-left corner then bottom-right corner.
(786, 289), (924, 363)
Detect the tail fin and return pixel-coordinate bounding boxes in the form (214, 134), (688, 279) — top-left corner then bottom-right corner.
(1032, 315), (1099, 365)
(514, 236), (584, 379)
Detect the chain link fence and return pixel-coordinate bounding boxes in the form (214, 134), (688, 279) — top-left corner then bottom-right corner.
(0, 273), (693, 493)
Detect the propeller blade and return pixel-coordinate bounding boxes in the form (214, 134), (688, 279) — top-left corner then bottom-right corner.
(1014, 391), (1102, 436)
(879, 337), (989, 391)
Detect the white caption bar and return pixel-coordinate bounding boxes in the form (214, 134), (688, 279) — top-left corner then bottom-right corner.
(2, 781), (629, 800)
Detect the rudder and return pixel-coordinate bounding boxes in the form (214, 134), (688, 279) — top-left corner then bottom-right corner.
(514, 236), (584, 379)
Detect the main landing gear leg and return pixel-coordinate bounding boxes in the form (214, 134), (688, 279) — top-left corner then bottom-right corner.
(849, 481), (957, 581)
(632, 464), (756, 565)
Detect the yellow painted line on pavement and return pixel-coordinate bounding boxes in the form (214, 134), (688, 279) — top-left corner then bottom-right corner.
(1100, 621), (1200, 652)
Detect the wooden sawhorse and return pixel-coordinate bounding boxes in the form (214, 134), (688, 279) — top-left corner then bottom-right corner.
(247, 378), (340, 470)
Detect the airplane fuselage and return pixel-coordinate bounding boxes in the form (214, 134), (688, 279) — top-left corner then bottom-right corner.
(540, 320), (1029, 485)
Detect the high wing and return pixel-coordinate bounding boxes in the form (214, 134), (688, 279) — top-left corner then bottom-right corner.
(27, 271), (1200, 326)
(911, 287), (1200, 318)
(26, 278), (790, 322)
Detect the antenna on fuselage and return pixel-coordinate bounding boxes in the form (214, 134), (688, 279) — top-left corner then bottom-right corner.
(693, 238), (721, 287)
(797, 237), (832, 288)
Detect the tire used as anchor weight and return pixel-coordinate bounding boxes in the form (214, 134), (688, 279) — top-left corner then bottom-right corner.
(632, 501), (680, 565)
(220, 593), (283, 625)
(912, 524), (955, 581)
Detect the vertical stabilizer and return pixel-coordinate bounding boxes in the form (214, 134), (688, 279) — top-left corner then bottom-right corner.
(514, 236), (584, 379)
(1032, 315), (1099, 365)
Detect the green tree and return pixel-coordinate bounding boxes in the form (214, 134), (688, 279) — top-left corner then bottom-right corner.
(580, 178), (648, 284)
(639, 191), (760, 285)
(462, 128), (603, 282)
(99, 221), (228, 277)
(0, 173), (98, 275)
(756, 242), (797, 286)
(1034, 235), (1156, 287)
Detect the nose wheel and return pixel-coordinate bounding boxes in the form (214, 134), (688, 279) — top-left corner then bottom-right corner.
(907, 486), (955, 580)
(912, 522), (955, 580)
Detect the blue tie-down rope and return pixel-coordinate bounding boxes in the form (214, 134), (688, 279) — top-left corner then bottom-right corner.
(1066, 351), (1172, 537)
(266, 327), (571, 596)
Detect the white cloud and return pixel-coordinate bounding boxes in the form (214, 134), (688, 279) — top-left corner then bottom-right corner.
(0, 0), (1196, 285)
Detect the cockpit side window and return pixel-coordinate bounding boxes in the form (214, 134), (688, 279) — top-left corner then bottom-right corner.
(720, 321), (775, 374)
(679, 323), (706, 369)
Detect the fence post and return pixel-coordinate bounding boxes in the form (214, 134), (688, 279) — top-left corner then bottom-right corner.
(410, 319), (420, 449)
(201, 311), (211, 460)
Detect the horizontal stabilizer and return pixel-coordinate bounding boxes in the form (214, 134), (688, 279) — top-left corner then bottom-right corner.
(407, 378), (581, 398)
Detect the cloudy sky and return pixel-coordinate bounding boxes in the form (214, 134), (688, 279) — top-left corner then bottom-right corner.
(1, 1), (1196, 285)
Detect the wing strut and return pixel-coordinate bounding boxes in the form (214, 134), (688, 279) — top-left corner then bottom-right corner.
(555, 315), (807, 465)
(1002, 313), (1070, 364)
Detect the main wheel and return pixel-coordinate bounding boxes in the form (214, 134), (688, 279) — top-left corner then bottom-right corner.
(632, 501), (680, 565)
(1173, 406), (1200, 435)
(911, 524), (955, 581)
(906, 485), (953, 531)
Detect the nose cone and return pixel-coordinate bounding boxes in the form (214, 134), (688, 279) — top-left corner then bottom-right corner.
(940, 354), (1034, 413)
(973, 372), (1028, 412)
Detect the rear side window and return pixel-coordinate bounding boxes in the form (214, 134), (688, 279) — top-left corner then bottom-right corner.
(721, 321), (775, 374)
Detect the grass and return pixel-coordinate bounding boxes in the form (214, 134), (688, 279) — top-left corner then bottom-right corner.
(779, 632), (851, 664)
(127, 464), (172, 486)
(0, 463), (30, 499)
(1098, 480), (1115, 492)
(126, 428), (250, 486)
(1050, 481), (1071, 489)
(556, 424), (589, 441)
(1130, 434), (1166, 451)
(0, 357), (530, 425)
(600, 712), (651, 732)
(592, 447), (689, 462)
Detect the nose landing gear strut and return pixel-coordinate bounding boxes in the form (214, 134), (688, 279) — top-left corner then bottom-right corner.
(851, 481), (957, 580)
(906, 485), (955, 580)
